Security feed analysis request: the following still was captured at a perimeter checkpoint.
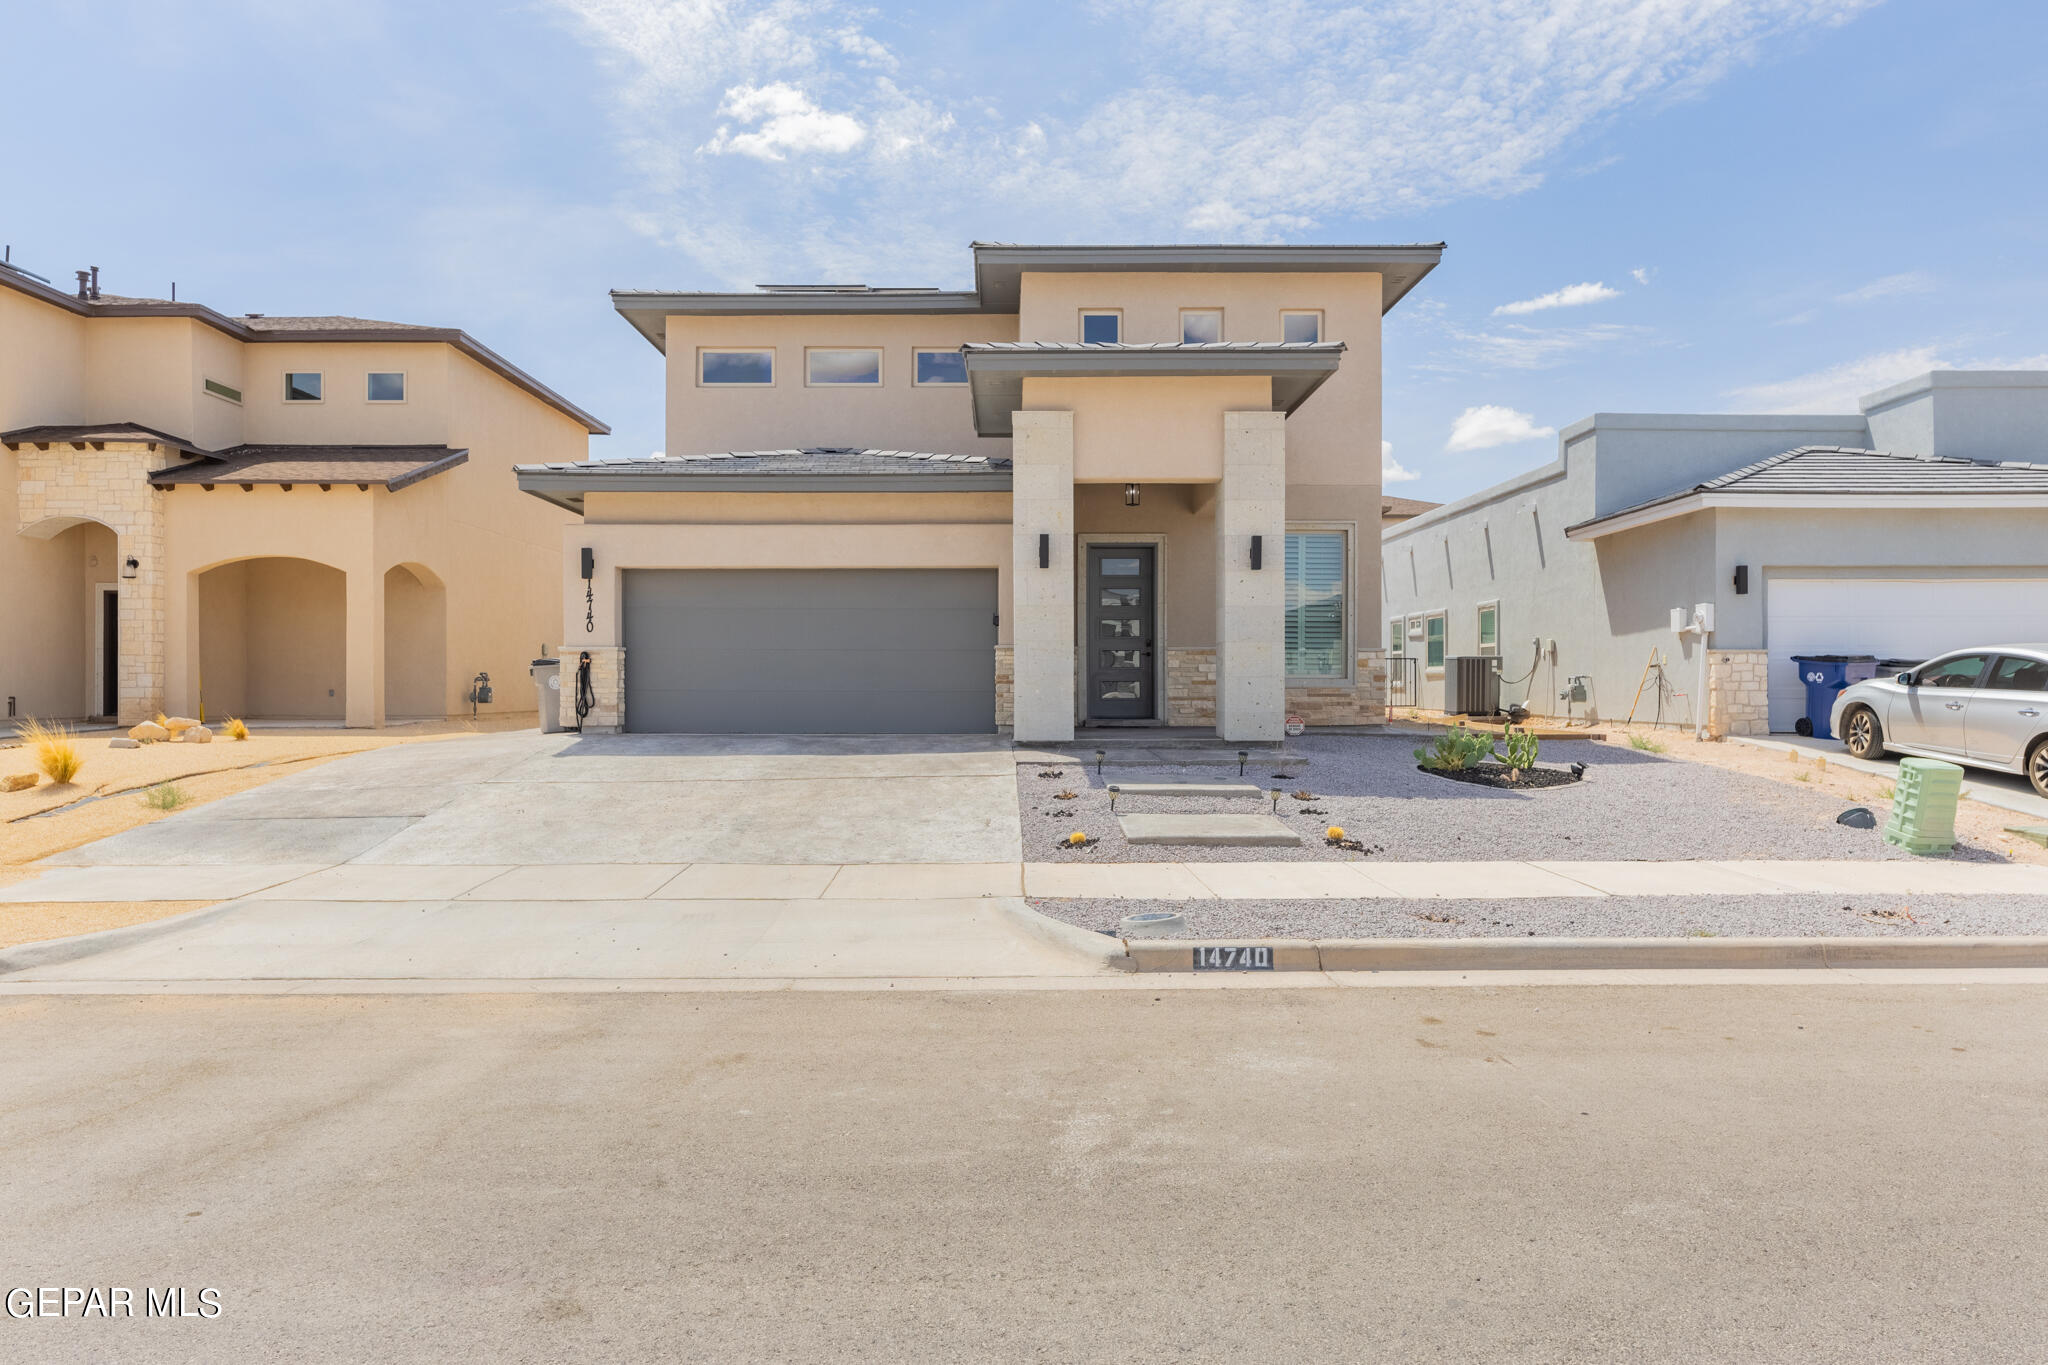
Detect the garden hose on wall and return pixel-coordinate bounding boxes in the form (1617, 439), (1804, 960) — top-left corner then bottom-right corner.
(574, 652), (595, 732)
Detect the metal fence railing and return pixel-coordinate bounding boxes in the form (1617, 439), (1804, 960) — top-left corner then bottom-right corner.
(1385, 653), (1420, 711)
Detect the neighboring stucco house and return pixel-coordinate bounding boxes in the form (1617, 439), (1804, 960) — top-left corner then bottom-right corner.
(1380, 371), (2048, 734)
(517, 241), (1443, 740)
(1, 260), (605, 728)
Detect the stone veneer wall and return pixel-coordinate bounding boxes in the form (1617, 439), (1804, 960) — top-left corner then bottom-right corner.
(1706, 649), (1768, 737)
(556, 644), (625, 732)
(14, 439), (171, 725)
(1165, 647), (1217, 726)
(993, 645), (1014, 728)
(1285, 650), (1390, 727)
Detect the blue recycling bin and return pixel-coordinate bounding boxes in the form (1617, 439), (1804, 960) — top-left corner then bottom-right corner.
(1790, 655), (1878, 740)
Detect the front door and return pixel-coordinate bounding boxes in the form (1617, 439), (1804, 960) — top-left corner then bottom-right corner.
(1086, 546), (1155, 721)
(100, 589), (119, 718)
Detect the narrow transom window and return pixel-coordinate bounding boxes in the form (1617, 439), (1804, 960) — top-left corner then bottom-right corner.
(203, 377), (242, 404)
(367, 372), (406, 402)
(807, 348), (882, 386)
(1180, 309), (1222, 344)
(700, 349), (774, 385)
(1281, 311), (1322, 344)
(1080, 311), (1120, 344)
(1284, 530), (1347, 678)
(914, 349), (967, 385)
(283, 372), (322, 402)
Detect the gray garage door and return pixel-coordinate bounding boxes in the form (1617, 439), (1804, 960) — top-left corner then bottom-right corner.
(622, 569), (998, 733)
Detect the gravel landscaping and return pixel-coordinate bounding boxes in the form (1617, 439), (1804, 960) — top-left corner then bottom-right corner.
(1030, 893), (2048, 940)
(1019, 734), (2018, 864)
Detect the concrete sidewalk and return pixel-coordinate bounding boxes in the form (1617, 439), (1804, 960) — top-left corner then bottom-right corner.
(8, 857), (2046, 906)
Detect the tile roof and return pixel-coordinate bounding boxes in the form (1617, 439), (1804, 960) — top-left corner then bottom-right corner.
(1566, 445), (2048, 538)
(149, 445), (468, 492)
(1695, 445), (2048, 494)
(1381, 494), (1440, 518)
(962, 340), (1341, 354)
(1, 422), (209, 456)
(521, 447), (1011, 476)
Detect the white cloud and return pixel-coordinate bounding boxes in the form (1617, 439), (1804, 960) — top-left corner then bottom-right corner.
(701, 82), (865, 160)
(1835, 271), (1934, 304)
(1437, 322), (1642, 372)
(1446, 406), (1555, 453)
(1493, 281), (1621, 316)
(1726, 345), (2048, 413)
(549, 0), (1880, 283)
(1631, 267), (1653, 286)
(1382, 439), (1419, 484)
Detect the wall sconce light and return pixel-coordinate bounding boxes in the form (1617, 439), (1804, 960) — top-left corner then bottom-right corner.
(122, 556), (139, 579)
(1732, 564), (1750, 595)
(1250, 535), (1263, 570)
(1038, 533), (1049, 569)
(1124, 483), (1140, 507)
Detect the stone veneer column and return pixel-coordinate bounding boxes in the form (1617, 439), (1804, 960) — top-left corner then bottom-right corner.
(13, 438), (168, 725)
(1215, 412), (1287, 741)
(1707, 649), (1769, 737)
(1010, 411), (1075, 743)
(556, 645), (625, 733)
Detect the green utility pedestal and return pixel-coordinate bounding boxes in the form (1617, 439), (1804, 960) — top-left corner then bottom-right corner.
(1883, 757), (1964, 855)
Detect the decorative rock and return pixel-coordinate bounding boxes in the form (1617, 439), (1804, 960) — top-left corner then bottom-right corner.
(2, 773), (38, 793)
(109, 737), (141, 749)
(179, 725), (214, 744)
(163, 716), (199, 734)
(128, 721), (169, 742)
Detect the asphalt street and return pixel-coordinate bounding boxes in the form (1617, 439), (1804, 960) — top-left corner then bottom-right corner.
(4, 984), (2047, 1362)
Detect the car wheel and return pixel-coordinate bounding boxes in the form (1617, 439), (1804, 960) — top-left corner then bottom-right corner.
(1844, 706), (1885, 760)
(2030, 737), (2048, 800)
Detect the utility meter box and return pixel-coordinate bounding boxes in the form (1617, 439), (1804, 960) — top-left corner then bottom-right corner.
(1669, 606), (1690, 632)
(1694, 602), (1716, 633)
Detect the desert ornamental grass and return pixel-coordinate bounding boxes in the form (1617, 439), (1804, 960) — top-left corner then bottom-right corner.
(19, 717), (83, 784)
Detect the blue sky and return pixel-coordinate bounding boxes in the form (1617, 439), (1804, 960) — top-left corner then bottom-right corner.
(9, 1), (2046, 502)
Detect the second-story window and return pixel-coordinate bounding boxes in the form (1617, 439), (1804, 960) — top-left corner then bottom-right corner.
(806, 348), (882, 386)
(283, 372), (323, 402)
(914, 349), (968, 385)
(367, 372), (406, 402)
(1180, 309), (1223, 344)
(1080, 310), (1121, 344)
(1281, 310), (1323, 344)
(700, 349), (774, 386)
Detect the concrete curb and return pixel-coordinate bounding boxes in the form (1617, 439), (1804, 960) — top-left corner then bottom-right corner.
(0, 899), (245, 977)
(989, 898), (1136, 971)
(1126, 935), (2048, 973)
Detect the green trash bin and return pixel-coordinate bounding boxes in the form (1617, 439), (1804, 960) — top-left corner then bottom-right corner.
(1884, 757), (1964, 855)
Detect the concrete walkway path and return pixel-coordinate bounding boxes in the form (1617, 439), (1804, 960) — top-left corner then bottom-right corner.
(10, 857), (2046, 909)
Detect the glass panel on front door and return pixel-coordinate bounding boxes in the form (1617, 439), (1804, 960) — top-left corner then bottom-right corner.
(1087, 546), (1156, 720)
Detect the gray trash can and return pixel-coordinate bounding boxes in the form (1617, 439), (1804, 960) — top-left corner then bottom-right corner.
(529, 658), (563, 733)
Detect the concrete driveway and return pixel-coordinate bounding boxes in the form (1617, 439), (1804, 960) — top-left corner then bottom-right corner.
(2, 733), (1117, 983)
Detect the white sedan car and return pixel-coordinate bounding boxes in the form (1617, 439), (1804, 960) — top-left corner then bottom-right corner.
(1830, 645), (2048, 797)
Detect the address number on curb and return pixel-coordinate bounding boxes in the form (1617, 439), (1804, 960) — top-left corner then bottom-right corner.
(1192, 945), (1274, 971)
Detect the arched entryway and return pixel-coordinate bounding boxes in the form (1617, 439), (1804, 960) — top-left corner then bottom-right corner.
(384, 562), (448, 720)
(15, 515), (122, 720)
(195, 556), (348, 721)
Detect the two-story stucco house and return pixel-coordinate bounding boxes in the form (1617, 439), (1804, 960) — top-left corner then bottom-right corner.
(2, 259), (605, 729)
(518, 242), (1442, 741)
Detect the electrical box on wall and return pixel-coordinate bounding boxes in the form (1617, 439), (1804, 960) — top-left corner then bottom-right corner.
(1669, 606), (1690, 632)
(1695, 603), (1716, 633)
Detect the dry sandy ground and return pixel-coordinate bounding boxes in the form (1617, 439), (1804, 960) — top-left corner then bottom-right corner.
(0, 716), (534, 948)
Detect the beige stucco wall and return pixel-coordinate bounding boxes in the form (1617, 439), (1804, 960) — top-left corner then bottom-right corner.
(3, 282), (589, 727)
(195, 556), (348, 720)
(660, 312), (1016, 459)
(1074, 482), (1218, 648)
(1021, 375), (1272, 484)
(579, 489), (1011, 526)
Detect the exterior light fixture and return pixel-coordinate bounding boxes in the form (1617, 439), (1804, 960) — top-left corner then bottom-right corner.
(1094, 748), (1106, 775)
(1732, 564), (1750, 595)
(1237, 749), (1249, 776)
(1250, 535), (1264, 570)
(1038, 533), (1050, 569)
(122, 556), (139, 579)
(1124, 483), (1140, 507)
(1108, 784), (1120, 813)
